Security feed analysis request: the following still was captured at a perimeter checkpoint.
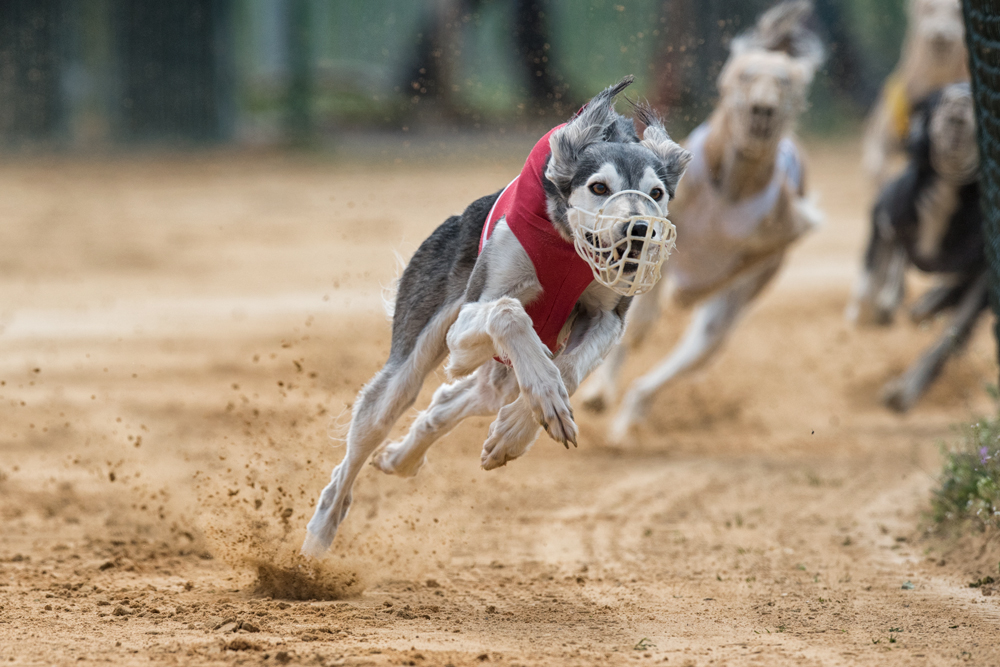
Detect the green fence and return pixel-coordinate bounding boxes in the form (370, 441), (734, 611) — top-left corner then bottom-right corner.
(963, 0), (1000, 372)
(0, 0), (912, 145)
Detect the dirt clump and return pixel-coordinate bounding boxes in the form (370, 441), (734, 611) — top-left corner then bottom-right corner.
(252, 554), (364, 600)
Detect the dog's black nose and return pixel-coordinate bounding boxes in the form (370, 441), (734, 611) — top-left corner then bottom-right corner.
(751, 104), (775, 119)
(630, 221), (649, 238)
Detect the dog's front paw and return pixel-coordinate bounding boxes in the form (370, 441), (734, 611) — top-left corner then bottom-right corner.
(520, 376), (578, 448)
(481, 399), (540, 470)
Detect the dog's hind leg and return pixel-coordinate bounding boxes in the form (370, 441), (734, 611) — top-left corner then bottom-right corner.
(301, 304), (459, 557)
(579, 276), (666, 413)
(372, 363), (518, 477)
(608, 258), (781, 444)
(909, 275), (974, 325)
(882, 273), (988, 412)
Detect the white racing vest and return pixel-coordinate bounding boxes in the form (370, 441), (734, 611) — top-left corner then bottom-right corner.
(669, 123), (803, 295)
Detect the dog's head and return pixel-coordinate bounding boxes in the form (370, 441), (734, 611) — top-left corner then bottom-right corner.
(543, 77), (692, 294)
(717, 1), (824, 155)
(910, 0), (965, 68)
(923, 82), (978, 183)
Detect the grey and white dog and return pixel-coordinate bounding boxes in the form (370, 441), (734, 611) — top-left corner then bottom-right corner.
(302, 79), (691, 556)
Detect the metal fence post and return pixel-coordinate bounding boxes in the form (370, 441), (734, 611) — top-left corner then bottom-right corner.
(962, 0), (1000, 377)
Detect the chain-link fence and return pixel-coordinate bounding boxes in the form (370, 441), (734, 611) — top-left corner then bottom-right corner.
(963, 0), (1000, 373)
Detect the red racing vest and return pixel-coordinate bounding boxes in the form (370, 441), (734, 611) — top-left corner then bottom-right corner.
(479, 125), (596, 354)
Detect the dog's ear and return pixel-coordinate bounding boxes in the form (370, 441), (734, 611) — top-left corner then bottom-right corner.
(729, 0), (825, 84)
(545, 76), (635, 193)
(633, 102), (692, 196)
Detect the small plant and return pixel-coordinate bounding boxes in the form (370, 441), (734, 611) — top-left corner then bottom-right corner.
(633, 638), (656, 651)
(931, 414), (1000, 530)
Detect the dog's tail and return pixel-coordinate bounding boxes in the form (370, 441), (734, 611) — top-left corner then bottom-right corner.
(380, 248), (407, 321)
(732, 1), (825, 76)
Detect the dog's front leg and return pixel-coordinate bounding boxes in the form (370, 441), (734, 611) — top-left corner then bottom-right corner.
(557, 306), (628, 397)
(579, 283), (661, 413)
(847, 208), (908, 325)
(481, 306), (627, 470)
(447, 296), (577, 447)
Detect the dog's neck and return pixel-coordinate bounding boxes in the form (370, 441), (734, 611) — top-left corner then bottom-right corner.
(703, 110), (779, 201)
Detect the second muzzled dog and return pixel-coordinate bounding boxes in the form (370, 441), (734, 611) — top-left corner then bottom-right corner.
(580, 1), (825, 442)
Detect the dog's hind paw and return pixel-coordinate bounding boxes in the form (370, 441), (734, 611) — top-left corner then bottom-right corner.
(607, 403), (643, 445)
(481, 398), (541, 470)
(444, 346), (492, 380)
(580, 392), (607, 414)
(578, 378), (613, 414)
(481, 438), (532, 470)
(301, 475), (354, 558)
(481, 444), (513, 470)
(300, 530), (332, 559)
(606, 390), (649, 445)
(880, 378), (916, 413)
(371, 442), (425, 478)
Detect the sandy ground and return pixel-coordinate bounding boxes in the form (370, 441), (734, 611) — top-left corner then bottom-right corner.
(1, 139), (999, 666)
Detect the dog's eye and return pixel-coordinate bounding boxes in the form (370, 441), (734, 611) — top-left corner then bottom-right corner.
(650, 188), (664, 201)
(589, 182), (609, 196)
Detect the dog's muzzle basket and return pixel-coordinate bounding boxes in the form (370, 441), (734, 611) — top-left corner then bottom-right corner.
(571, 190), (676, 297)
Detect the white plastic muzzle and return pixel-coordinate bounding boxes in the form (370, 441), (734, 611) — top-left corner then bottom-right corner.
(570, 189), (677, 297)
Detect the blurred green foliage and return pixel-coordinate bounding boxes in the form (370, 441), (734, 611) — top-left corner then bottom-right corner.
(932, 410), (1000, 531)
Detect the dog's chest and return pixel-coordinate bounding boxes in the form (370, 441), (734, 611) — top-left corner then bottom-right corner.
(669, 127), (801, 291)
(914, 177), (960, 262)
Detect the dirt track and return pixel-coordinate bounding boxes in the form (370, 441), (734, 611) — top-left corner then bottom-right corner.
(1, 141), (999, 666)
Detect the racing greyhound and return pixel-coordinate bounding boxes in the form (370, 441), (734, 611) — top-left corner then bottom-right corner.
(302, 78), (691, 556)
(579, 2), (824, 443)
(849, 82), (986, 412)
